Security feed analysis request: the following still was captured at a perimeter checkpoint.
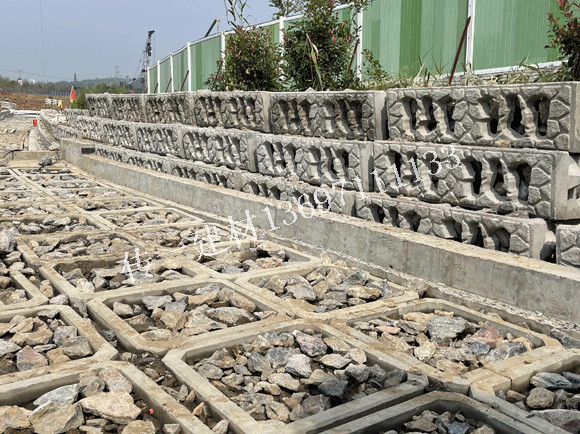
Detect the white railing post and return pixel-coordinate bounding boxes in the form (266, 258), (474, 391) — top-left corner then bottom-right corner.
(147, 67), (151, 94)
(220, 32), (226, 67)
(156, 61), (160, 94)
(466, 0), (477, 70)
(170, 54), (175, 92)
(356, 9), (363, 79)
(279, 16), (285, 51)
(187, 42), (192, 91)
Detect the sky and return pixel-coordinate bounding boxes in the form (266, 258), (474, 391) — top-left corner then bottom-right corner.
(0, 0), (276, 82)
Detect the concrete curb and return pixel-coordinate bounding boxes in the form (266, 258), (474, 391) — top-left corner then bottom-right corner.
(0, 269), (49, 313)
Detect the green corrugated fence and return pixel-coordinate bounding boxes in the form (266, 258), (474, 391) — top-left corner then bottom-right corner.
(148, 0), (561, 93)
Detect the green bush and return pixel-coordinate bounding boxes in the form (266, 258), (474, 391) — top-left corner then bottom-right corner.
(283, 0), (369, 91)
(547, 0), (580, 80)
(71, 83), (125, 109)
(206, 0), (282, 91)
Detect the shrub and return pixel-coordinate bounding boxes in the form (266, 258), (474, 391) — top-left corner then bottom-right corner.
(547, 0), (580, 80)
(283, 0), (370, 91)
(206, 0), (282, 91)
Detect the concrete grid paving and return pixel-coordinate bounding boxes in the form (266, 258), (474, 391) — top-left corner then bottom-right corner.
(0, 160), (577, 433)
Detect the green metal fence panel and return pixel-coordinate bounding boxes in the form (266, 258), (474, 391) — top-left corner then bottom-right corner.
(172, 49), (188, 92)
(362, 0), (467, 77)
(148, 65), (158, 93)
(192, 36), (222, 90)
(159, 58), (171, 93)
(473, 0), (558, 70)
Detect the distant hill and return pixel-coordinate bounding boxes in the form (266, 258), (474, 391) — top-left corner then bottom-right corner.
(0, 75), (132, 95)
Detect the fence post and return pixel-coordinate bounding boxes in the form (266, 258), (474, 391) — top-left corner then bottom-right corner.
(466, 0), (477, 69)
(220, 32), (226, 67)
(279, 16), (285, 53)
(170, 54), (175, 92)
(156, 61), (161, 94)
(187, 42), (192, 91)
(356, 9), (363, 79)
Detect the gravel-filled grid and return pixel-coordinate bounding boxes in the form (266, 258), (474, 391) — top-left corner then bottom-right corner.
(253, 264), (399, 314)
(0, 310), (94, 374)
(137, 224), (234, 250)
(99, 209), (196, 229)
(390, 409), (497, 433)
(0, 177), (33, 191)
(0, 203), (68, 218)
(54, 254), (196, 294)
(0, 249), (53, 306)
(22, 233), (141, 261)
(52, 188), (128, 200)
(0, 191), (46, 202)
(77, 198), (156, 212)
(39, 180), (104, 190)
(109, 282), (276, 342)
(187, 241), (306, 275)
(127, 352), (232, 433)
(19, 168), (72, 175)
(188, 328), (408, 424)
(499, 369), (580, 432)
(353, 309), (535, 374)
(0, 369), (180, 433)
(25, 174), (93, 182)
(0, 216), (99, 235)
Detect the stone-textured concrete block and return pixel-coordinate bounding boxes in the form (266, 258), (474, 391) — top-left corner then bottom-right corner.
(193, 91), (269, 132)
(372, 141), (580, 220)
(135, 123), (184, 158)
(86, 94), (112, 118)
(181, 126), (255, 171)
(110, 94), (147, 123)
(270, 91), (386, 141)
(387, 83), (580, 151)
(168, 159), (240, 191)
(355, 193), (551, 259)
(255, 134), (372, 190)
(556, 224), (580, 268)
(144, 92), (195, 125)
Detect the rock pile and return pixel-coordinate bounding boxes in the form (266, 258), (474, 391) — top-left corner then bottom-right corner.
(25, 234), (137, 261)
(0, 191), (44, 202)
(0, 368), (180, 433)
(255, 265), (394, 313)
(500, 370), (580, 432)
(193, 241), (299, 275)
(40, 180), (102, 189)
(26, 174), (90, 182)
(0, 203), (68, 218)
(353, 310), (532, 374)
(0, 216), (97, 235)
(387, 410), (496, 433)
(140, 225), (232, 250)
(113, 283), (274, 341)
(0, 235), (55, 305)
(0, 178), (31, 191)
(0, 309), (93, 374)
(54, 188), (126, 200)
(102, 210), (190, 229)
(79, 198), (153, 212)
(21, 168), (72, 175)
(57, 255), (194, 293)
(123, 351), (231, 433)
(189, 328), (407, 425)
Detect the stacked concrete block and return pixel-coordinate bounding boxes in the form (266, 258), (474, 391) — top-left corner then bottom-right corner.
(255, 134), (372, 190)
(135, 123), (183, 158)
(270, 91), (386, 141)
(63, 109), (89, 129)
(193, 91), (269, 132)
(387, 83), (580, 151)
(144, 92), (195, 125)
(556, 224), (580, 268)
(169, 159), (238, 190)
(372, 141), (580, 220)
(181, 126), (255, 171)
(110, 94), (147, 122)
(355, 193), (551, 259)
(86, 94), (112, 118)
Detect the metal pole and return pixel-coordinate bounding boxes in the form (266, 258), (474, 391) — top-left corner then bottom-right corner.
(146, 67), (151, 94)
(187, 42), (192, 91)
(356, 9), (363, 79)
(466, 0), (477, 69)
(156, 61), (160, 94)
(170, 54), (175, 92)
(449, 16), (471, 86)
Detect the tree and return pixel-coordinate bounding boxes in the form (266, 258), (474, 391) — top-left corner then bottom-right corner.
(547, 0), (580, 79)
(270, 0), (306, 18)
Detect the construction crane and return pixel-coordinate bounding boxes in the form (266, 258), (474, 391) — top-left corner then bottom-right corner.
(130, 30), (155, 92)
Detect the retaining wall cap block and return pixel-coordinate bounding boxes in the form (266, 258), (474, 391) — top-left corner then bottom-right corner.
(556, 224), (580, 268)
(386, 82), (580, 152)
